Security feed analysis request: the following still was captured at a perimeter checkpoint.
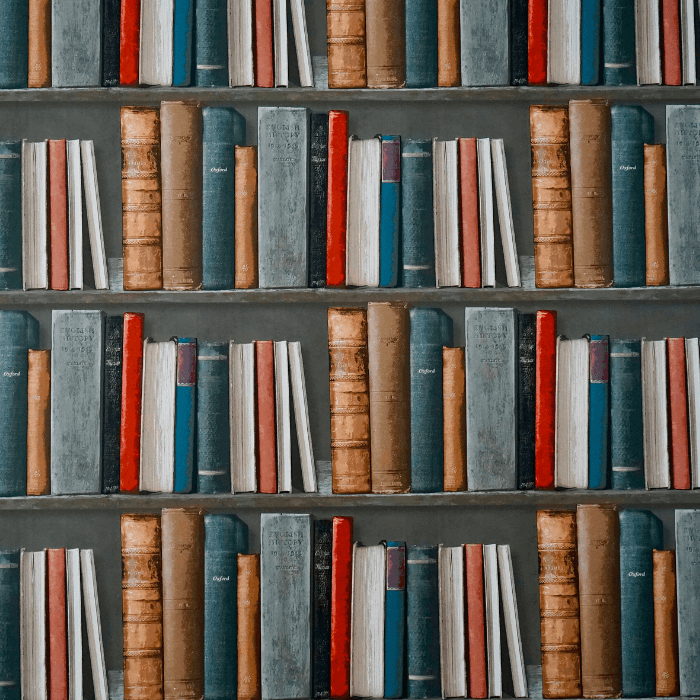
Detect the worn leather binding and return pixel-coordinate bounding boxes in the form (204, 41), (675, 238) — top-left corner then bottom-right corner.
(121, 514), (163, 700)
(48, 139), (68, 291)
(365, 0), (406, 87)
(121, 107), (163, 291)
(326, 111), (349, 286)
(667, 337), (691, 489)
(234, 146), (258, 289)
(27, 349), (50, 496)
(437, 0), (460, 85)
(535, 310), (557, 489)
(237, 554), (261, 700)
(529, 106), (574, 288)
(47, 548), (67, 700)
(313, 521), (333, 699)
(662, 0), (682, 85)
(28, 0), (51, 87)
(443, 347), (466, 492)
(309, 113), (329, 288)
(518, 314), (536, 489)
(330, 516), (353, 699)
(102, 315), (124, 494)
(643, 144), (669, 285)
(255, 341), (277, 494)
(326, 0), (367, 87)
(652, 550), (680, 697)
(464, 543), (487, 698)
(536, 510), (582, 699)
(458, 137), (481, 288)
(328, 308), (371, 494)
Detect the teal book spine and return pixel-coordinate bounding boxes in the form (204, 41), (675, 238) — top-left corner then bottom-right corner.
(384, 542), (406, 699)
(195, 0), (228, 85)
(0, 142), (21, 289)
(619, 510), (662, 697)
(676, 510), (700, 695)
(581, 0), (601, 84)
(174, 338), (197, 493)
(404, 0), (437, 87)
(602, 0), (636, 84)
(380, 136), (401, 288)
(611, 105), (654, 287)
(588, 335), (610, 489)
(204, 515), (249, 700)
(173, 0), (195, 85)
(0, 0), (27, 87)
(0, 550), (19, 700)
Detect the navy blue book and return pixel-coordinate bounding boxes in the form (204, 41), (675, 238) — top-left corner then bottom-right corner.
(518, 314), (535, 489)
(410, 309), (453, 492)
(588, 335), (610, 489)
(195, 0), (228, 85)
(380, 135), (401, 287)
(102, 0), (121, 85)
(174, 338), (196, 493)
(0, 550), (19, 700)
(405, 0), (437, 87)
(581, 0), (601, 84)
(313, 520), (332, 699)
(202, 107), (246, 290)
(309, 113), (329, 289)
(384, 541), (406, 699)
(173, 0), (195, 85)
(510, 0), (528, 84)
(0, 142), (22, 289)
(204, 515), (249, 700)
(102, 315), (123, 494)
(401, 139), (435, 287)
(602, 0), (636, 84)
(611, 106), (654, 287)
(619, 510), (662, 697)
(0, 0), (27, 87)
(406, 544), (440, 698)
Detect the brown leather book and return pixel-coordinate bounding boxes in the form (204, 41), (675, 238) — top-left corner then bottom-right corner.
(327, 307), (371, 494)
(28, 0), (51, 87)
(237, 553), (261, 700)
(537, 510), (582, 699)
(234, 146), (258, 289)
(121, 514), (163, 700)
(652, 549), (680, 697)
(27, 349), (50, 496)
(569, 99), (613, 288)
(367, 302), (410, 493)
(576, 504), (622, 698)
(160, 101), (203, 290)
(48, 139), (68, 291)
(326, 0), (367, 88)
(530, 105), (574, 288)
(644, 144), (669, 286)
(437, 0), (460, 86)
(161, 508), (204, 700)
(443, 347), (466, 491)
(47, 548), (67, 700)
(121, 106), (163, 291)
(365, 0), (405, 87)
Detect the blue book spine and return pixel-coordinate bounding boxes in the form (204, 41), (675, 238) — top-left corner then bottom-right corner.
(384, 542), (406, 699)
(676, 510), (700, 695)
(202, 107), (246, 290)
(174, 338), (197, 493)
(380, 136), (401, 287)
(611, 106), (654, 287)
(581, 0), (601, 84)
(204, 515), (249, 700)
(0, 550), (19, 700)
(619, 510), (662, 697)
(197, 342), (230, 493)
(401, 140), (435, 288)
(410, 308), (453, 492)
(405, 0), (437, 87)
(602, 0), (636, 84)
(610, 339), (644, 489)
(0, 0), (27, 87)
(195, 0), (228, 85)
(0, 142), (21, 289)
(588, 335), (610, 489)
(173, 0), (195, 85)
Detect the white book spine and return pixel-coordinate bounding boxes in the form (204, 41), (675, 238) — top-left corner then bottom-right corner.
(438, 545), (467, 698)
(290, 0), (314, 86)
(681, 0), (697, 83)
(19, 550), (29, 700)
(34, 141), (49, 290)
(483, 544), (501, 698)
(21, 141), (31, 291)
(274, 340), (292, 493)
(433, 140), (461, 288)
(67, 140), (83, 290)
(230, 342), (257, 492)
(642, 339), (670, 488)
(491, 139), (521, 287)
(289, 341), (317, 492)
(33, 551), (47, 700)
(273, 0), (288, 86)
(66, 548), (82, 700)
(80, 141), (109, 290)
(686, 338), (700, 488)
(80, 550), (109, 700)
(139, 0), (174, 85)
(230, 0), (255, 85)
(477, 138), (495, 287)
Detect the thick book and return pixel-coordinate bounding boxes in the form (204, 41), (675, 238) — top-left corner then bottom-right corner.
(326, 0), (366, 87)
(443, 347), (466, 491)
(384, 542), (405, 699)
(528, 0), (547, 83)
(465, 544), (487, 698)
(406, 0), (438, 86)
(535, 310), (557, 490)
(51, 0), (101, 85)
(0, 0), (27, 87)
(588, 335), (610, 489)
(0, 141), (22, 290)
(172, 0), (194, 85)
(174, 338), (197, 493)
(365, 0), (405, 87)
(238, 554), (261, 700)
(518, 314), (535, 490)
(27, 349), (51, 496)
(228, 0), (254, 86)
(230, 343), (256, 493)
(28, 0), (50, 87)
(120, 312), (145, 492)
(102, 315), (124, 494)
(460, 0), (509, 85)
(330, 516), (353, 699)
(643, 144), (669, 286)
(548, 0), (580, 83)
(195, 0), (228, 85)
(581, 0), (601, 84)
(510, 0), (527, 84)
(102, 0), (121, 85)
(234, 146), (258, 289)
(120, 0), (140, 84)
(458, 137), (480, 289)
(0, 550), (20, 700)
(313, 521), (333, 699)
(255, 0), (273, 87)
(255, 340), (277, 494)
(641, 339), (670, 489)
(438, 545), (466, 698)
(379, 135), (401, 288)
(603, 0), (636, 83)
(47, 549), (67, 700)
(663, 0), (682, 84)
(667, 337), (691, 489)
(326, 111), (349, 287)
(309, 113), (329, 289)
(433, 139), (460, 288)
(652, 550), (680, 696)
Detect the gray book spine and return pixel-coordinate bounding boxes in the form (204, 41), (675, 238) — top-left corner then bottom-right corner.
(260, 513), (312, 699)
(464, 307), (518, 490)
(50, 310), (105, 494)
(459, 0), (509, 85)
(676, 509), (700, 695)
(51, 0), (102, 86)
(257, 107), (310, 288)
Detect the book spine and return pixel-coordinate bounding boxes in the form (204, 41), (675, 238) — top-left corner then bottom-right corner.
(195, 0), (228, 86)
(0, 142), (22, 289)
(234, 146), (258, 289)
(48, 139), (68, 291)
(102, 315), (123, 494)
(465, 544), (487, 698)
(28, 0), (50, 87)
(255, 340), (277, 494)
(580, 0), (601, 84)
(0, 0), (28, 87)
(229, 342), (256, 494)
(47, 548), (67, 700)
(237, 554), (261, 700)
(172, 0), (194, 85)
(460, 0), (509, 85)
(0, 550), (20, 699)
(517, 314), (535, 489)
(27, 349), (51, 496)
(330, 516), (353, 699)
(436, 0), (458, 85)
(663, 0), (682, 84)
(588, 335), (610, 489)
(119, 0), (139, 84)
(254, 0), (273, 86)
(406, 0), (438, 87)
(365, 0), (406, 87)
(644, 144), (669, 285)
(51, 0), (101, 86)
(510, 0), (528, 84)
(443, 347), (466, 491)
(527, 0), (547, 83)
(384, 542), (406, 699)
(102, 0), (121, 85)
(379, 135), (400, 287)
(313, 521), (333, 699)
(120, 312), (144, 492)
(652, 550), (680, 696)
(326, 111), (349, 287)
(602, 0), (636, 84)
(174, 338), (197, 493)
(309, 113), (329, 289)
(667, 337), (691, 489)
(676, 511), (700, 695)
(458, 137), (480, 288)
(326, 0), (367, 87)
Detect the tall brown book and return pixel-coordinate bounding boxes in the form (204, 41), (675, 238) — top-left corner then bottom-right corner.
(537, 510), (582, 698)
(367, 301), (410, 493)
(28, 0), (51, 87)
(326, 0), (367, 88)
(529, 105), (574, 288)
(443, 347), (466, 491)
(237, 553), (261, 700)
(652, 549), (680, 697)
(121, 107), (163, 291)
(121, 514), (164, 700)
(328, 307), (371, 494)
(644, 144), (670, 286)
(234, 146), (259, 289)
(437, 0), (460, 86)
(27, 349), (50, 496)
(365, 0), (405, 87)
(160, 101), (203, 290)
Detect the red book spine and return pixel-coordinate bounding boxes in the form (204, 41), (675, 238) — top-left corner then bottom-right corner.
(47, 548), (67, 700)
(326, 110), (349, 287)
(120, 0), (140, 85)
(464, 544), (487, 699)
(527, 0), (547, 84)
(120, 312), (145, 492)
(48, 139), (68, 291)
(330, 516), (353, 699)
(458, 137), (481, 288)
(255, 0), (274, 86)
(255, 340), (277, 493)
(667, 337), (690, 489)
(662, 0), (682, 85)
(535, 310), (557, 489)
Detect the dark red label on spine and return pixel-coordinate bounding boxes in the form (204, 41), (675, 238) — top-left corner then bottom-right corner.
(386, 544), (406, 590)
(382, 139), (400, 183)
(177, 340), (197, 386)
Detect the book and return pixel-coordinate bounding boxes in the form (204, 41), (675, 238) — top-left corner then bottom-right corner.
(230, 343), (256, 493)
(498, 545), (527, 697)
(483, 544), (501, 697)
(228, 0), (254, 85)
(379, 135), (401, 288)
(433, 139), (460, 288)
(662, 0), (682, 84)
(652, 549), (680, 696)
(443, 347), (466, 491)
(67, 140), (82, 290)
(314, 521), (333, 699)
(22, 141), (48, 290)
(580, 0), (601, 84)
(641, 339), (670, 488)
(80, 550), (108, 700)
(460, 0), (508, 84)
(588, 335), (609, 489)
(140, 0), (174, 84)
(329, 517), (353, 699)
(518, 314), (535, 490)
(547, 0), (580, 83)
(407, 0), (438, 87)
(51, 0), (101, 85)
(365, 0), (405, 87)
(384, 542), (405, 699)
(21, 550), (46, 700)
(255, 341), (277, 494)
(0, 550), (20, 699)
(274, 341), (292, 493)
(667, 337), (691, 489)
(120, 0), (140, 84)
(326, 111), (349, 287)
(102, 0), (121, 85)
(643, 144), (669, 286)
(289, 341), (317, 493)
(80, 140), (108, 290)
(687, 338), (700, 488)
(174, 338), (197, 493)
(309, 113), (329, 289)
(66, 548), (81, 700)
(458, 137), (480, 288)
(603, 0), (636, 84)
(238, 554), (261, 700)
(28, 0), (50, 87)
(680, 0), (696, 83)
(234, 145), (258, 289)
(438, 546), (466, 698)
(535, 311), (558, 490)
(27, 349), (51, 496)
(255, 0), (273, 87)
(289, 0), (314, 87)
(0, 142), (22, 290)
(47, 549), (67, 700)
(326, 0), (366, 87)
(491, 139), (520, 286)
(510, 0), (527, 84)
(476, 138), (495, 287)
(635, 0), (662, 83)
(528, 0), (547, 83)
(195, 0), (228, 85)
(102, 316), (124, 494)
(464, 544), (487, 698)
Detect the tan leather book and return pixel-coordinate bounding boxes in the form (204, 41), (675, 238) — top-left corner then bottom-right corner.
(530, 105), (574, 288)
(234, 146), (259, 289)
(162, 508), (204, 700)
(326, 0), (367, 88)
(160, 101), (203, 290)
(576, 504), (622, 698)
(28, 0), (51, 87)
(443, 347), (466, 491)
(437, 0), (460, 86)
(365, 0), (405, 87)
(27, 349), (50, 496)
(328, 307), (371, 494)
(569, 99), (613, 288)
(652, 549), (680, 697)
(121, 107), (163, 291)
(237, 554), (261, 700)
(644, 144), (670, 286)
(121, 514), (163, 700)
(537, 510), (582, 699)
(367, 302), (410, 493)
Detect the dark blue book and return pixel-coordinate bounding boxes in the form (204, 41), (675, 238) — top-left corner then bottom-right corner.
(174, 338), (196, 493)
(0, 550), (19, 700)
(101, 0), (121, 85)
(619, 510), (662, 697)
(602, 0), (636, 84)
(313, 520), (332, 699)
(384, 541), (406, 699)
(404, 0), (437, 87)
(510, 0), (527, 84)
(195, 0), (228, 85)
(197, 342), (230, 493)
(581, 0), (601, 84)
(0, 142), (22, 289)
(677, 510), (700, 695)
(102, 315), (123, 494)
(518, 314), (535, 490)
(309, 113), (329, 289)
(202, 107), (246, 290)
(380, 135), (401, 287)
(173, 0), (195, 85)
(410, 308), (453, 492)
(588, 335), (610, 489)
(406, 544), (440, 698)
(204, 515), (249, 700)
(610, 339), (644, 489)
(0, 0), (27, 87)
(611, 105), (653, 287)
(401, 139), (435, 288)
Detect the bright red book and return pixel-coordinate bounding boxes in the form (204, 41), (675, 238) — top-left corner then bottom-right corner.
(662, 0), (682, 85)
(458, 137), (480, 288)
(330, 516), (353, 699)
(255, 0), (274, 86)
(120, 0), (140, 85)
(326, 110), (349, 287)
(120, 312), (145, 492)
(48, 139), (68, 291)
(535, 310), (557, 489)
(464, 544), (487, 699)
(47, 548), (68, 700)
(667, 337), (690, 489)
(528, 0), (547, 84)
(255, 340), (277, 493)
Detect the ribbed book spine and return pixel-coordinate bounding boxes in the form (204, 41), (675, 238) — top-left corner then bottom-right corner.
(379, 136), (401, 288)
(581, 0), (601, 84)
(588, 335), (610, 489)
(102, 315), (124, 494)
(518, 314), (535, 489)
(313, 520), (332, 699)
(172, 0), (194, 85)
(195, 0), (228, 85)
(384, 542), (406, 699)
(0, 550), (20, 700)
(120, 312), (144, 492)
(603, 0), (636, 83)
(0, 0), (28, 87)
(102, 0), (121, 85)
(676, 510), (700, 695)
(0, 142), (22, 289)
(174, 338), (197, 493)
(405, 0), (437, 86)
(309, 113), (329, 289)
